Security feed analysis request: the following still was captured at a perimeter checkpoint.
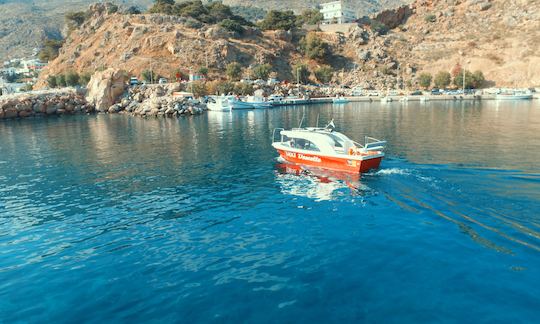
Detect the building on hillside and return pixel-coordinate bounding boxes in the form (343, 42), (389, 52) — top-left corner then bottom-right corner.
(320, 1), (356, 24)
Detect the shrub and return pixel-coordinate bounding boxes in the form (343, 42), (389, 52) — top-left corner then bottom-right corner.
(149, 0), (176, 15)
(293, 64), (310, 84)
(38, 39), (64, 62)
(226, 62), (242, 81)
(258, 10), (297, 30)
(234, 82), (254, 96)
(314, 66), (333, 84)
(191, 81), (208, 97)
(369, 20), (388, 35)
(216, 81), (235, 95)
(107, 4), (119, 14)
(434, 71), (451, 89)
(198, 67), (209, 76)
(80, 73), (92, 86)
(220, 19), (244, 34)
(65, 11), (87, 30)
(65, 71), (80, 87)
(141, 70), (156, 83)
(47, 75), (58, 88)
(231, 5), (267, 22)
(124, 6), (142, 15)
(425, 14), (437, 23)
(252, 64), (272, 80)
(296, 9), (323, 25)
(299, 33), (331, 61)
(56, 74), (67, 87)
(418, 72), (432, 89)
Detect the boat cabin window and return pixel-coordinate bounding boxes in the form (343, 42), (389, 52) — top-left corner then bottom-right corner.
(327, 133), (345, 148)
(287, 137), (320, 152)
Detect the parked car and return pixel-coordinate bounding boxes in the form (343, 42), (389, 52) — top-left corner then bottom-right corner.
(129, 77), (139, 86)
(409, 90), (422, 96)
(158, 78), (168, 84)
(431, 88), (442, 95)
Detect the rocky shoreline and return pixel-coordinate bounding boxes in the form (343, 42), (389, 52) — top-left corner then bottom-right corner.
(1, 69), (205, 121)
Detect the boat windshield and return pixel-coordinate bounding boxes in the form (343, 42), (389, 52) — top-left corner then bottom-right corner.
(283, 136), (320, 152)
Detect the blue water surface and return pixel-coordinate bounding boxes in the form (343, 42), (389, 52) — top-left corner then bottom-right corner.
(1, 100), (540, 322)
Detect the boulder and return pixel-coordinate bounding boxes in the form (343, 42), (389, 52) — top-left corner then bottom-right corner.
(86, 68), (128, 112)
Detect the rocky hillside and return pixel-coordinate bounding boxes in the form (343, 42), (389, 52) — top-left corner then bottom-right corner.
(36, 0), (539, 89)
(0, 0), (152, 61)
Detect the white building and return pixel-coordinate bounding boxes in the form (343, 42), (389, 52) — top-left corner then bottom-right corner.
(320, 1), (356, 24)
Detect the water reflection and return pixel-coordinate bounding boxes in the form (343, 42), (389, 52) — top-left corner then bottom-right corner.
(274, 162), (372, 201)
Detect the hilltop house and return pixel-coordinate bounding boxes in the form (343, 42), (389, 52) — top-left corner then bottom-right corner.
(320, 1), (356, 24)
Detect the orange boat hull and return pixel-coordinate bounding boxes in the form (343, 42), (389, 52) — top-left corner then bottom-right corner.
(276, 149), (382, 173)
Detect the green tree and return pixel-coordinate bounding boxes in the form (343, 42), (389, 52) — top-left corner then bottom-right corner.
(471, 70), (485, 88)
(296, 9), (323, 25)
(38, 39), (64, 62)
(252, 64), (271, 80)
(226, 62), (242, 81)
(56, 74), (67, 87)
(314, 66), (333, 84)
(258, 10), (297, 30)
(293, 64), (310, 84)
(65, 71), (80, 86)
(418, 73), (432, 89)
(299, 33), (330, 61)
(454, 70), (473, 89)
(47, 75), (57, 88)
(434, 71), (451, 89)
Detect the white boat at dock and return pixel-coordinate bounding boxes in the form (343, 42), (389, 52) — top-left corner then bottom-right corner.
(495, 91), (533, 100)
(332, 96), (349, 104)
(206, 96), (232, 112)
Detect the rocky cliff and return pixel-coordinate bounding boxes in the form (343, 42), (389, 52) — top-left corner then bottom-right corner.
(36, 0), (540, 89)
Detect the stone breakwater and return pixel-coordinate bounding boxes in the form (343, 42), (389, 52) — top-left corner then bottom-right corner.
(0, 89), (93, 120)
(0, 87), (205, 121)
(109, 84), (205, 117)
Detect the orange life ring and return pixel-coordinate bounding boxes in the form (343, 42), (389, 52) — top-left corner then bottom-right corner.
(348, 147), (355, 155)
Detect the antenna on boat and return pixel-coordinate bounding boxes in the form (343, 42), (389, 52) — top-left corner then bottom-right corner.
(325, 119), (336, 131)
(316, 114), (320, 128)
(299, 112), (305, 128)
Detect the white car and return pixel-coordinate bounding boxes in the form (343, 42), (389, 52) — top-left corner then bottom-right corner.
(158, 78), (168, 84)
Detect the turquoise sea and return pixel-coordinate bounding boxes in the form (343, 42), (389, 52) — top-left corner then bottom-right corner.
(1, 100), (539, 322)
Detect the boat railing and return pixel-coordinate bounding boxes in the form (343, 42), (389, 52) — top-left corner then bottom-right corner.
(272, 128), (284, 143)
(354, 136), (387, 152)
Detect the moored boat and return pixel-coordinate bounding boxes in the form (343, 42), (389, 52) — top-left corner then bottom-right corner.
(207, 96), (232, 112)
(272, 121), (386, 173)
(246, 94), (273, 109)
(332, 96), (349, 104)
(495, 91), (533, 100)
(228, 96), (253, 109)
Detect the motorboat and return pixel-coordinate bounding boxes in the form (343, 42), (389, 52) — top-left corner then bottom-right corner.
(272, 120), (386, 173)
(246, 93), (273, 109)
(419, 96), (429, 102)
(332, 96), (350, 104)
(206, 96), (232, 112)
(496, 91), (533, 100)
(380, 97), (393, 103)
(226, 96), (253, 109)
